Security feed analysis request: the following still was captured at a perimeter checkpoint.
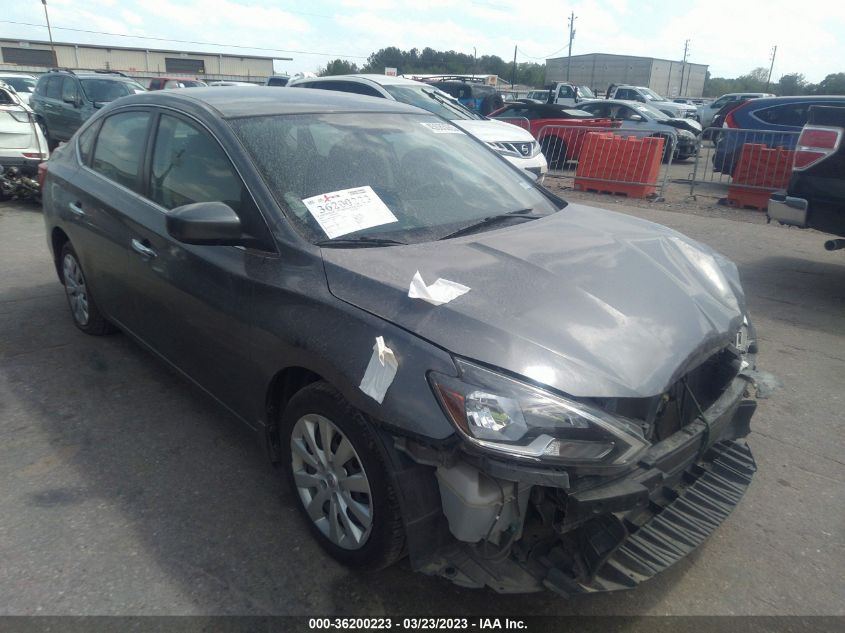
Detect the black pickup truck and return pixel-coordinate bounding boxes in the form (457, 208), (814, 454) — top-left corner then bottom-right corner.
(768, 105), (845, 250)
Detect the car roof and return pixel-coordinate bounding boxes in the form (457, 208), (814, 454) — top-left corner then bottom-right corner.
(44, 70), (137, 82)
(114, 86), (427, 118)
(293, 74), (420, 87)
(737, 95), (845, 109)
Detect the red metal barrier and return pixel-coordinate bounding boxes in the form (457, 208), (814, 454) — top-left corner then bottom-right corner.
(574, 133), (665, 198)
(727, 143), (795, 210)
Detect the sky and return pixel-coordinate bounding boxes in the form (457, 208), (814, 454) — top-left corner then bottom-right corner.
(1, 0), (844, 82)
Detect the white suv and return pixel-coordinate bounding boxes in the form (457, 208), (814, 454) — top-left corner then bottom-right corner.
(288, 74), (548, 180)
(608, 85), (698, 119)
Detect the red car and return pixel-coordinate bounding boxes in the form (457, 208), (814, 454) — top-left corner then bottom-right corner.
(147, 77), (207, 90)
(490, 102), (620, 168)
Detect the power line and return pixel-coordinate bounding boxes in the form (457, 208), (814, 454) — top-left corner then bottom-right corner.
(517, 44), (568, 60)
(0, 19), (370, 59)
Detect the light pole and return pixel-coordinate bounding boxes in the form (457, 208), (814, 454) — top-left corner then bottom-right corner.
(41, 0), (56, 65)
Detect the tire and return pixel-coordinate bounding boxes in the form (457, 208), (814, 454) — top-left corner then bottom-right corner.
(281, 381), (405, 571)
(480, 94), (504, 116)
(657, 135), (675, 163)
(60, 242), (116, 335)
(540, 136), (567, 170)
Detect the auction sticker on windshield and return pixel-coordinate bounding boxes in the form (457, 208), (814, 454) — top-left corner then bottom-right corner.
(302, 186), (398, 239)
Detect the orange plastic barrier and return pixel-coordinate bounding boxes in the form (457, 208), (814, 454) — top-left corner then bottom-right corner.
(727, 143), (795, 210)
(574, 133), (664, 198)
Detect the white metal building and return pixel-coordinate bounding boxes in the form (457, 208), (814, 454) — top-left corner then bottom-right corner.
(546, 53), (708, 98)
(0, 38), (284, 83)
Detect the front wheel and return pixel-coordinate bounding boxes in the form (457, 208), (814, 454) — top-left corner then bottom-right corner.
(282, 382), (405, 570)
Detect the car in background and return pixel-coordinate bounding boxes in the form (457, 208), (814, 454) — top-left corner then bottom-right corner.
(768, 105), (845, 249)
(489, 102), (619, 168)
(0, 80), (48, 200)
(698, 92), (774, 128)
(607, 85), (698, 120)
(702, 99), (750, 141)
(713, 95), (845, 174)
(288, 74), (547, 179)
(422, 78), (504, 115)
(147, 77), (207, 90)
(207, 80), (259, 87)
(546, 82), (596, 107)
(578, 99), (702, 161)
(40, 86), (758, 596)
(522, 89), (551, 103)
(0, 73), (38, 105)
(265, 75), (290, 87)
(30, 69), (146, 149)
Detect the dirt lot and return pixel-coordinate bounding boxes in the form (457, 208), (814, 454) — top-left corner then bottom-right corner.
(0, 194), (843, 616)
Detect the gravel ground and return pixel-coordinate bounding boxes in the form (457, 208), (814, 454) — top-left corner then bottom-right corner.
(0, 196), (843, 616)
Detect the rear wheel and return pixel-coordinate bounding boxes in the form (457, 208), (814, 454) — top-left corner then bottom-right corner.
(60, 242), (115, 335)
(282, 382), (405, 570)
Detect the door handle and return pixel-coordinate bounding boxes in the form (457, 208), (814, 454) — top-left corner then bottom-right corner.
(131, 238), (157, 259)
(68, 201), (85, 216)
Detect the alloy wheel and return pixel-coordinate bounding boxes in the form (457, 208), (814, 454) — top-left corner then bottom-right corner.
(290, 414), (373, 550)
(62, 253), (89, 326)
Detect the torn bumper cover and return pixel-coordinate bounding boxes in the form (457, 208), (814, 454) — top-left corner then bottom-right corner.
(397, 373), (757, 595)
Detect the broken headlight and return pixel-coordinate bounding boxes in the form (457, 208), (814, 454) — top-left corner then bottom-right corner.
(429, 360), (648, 468)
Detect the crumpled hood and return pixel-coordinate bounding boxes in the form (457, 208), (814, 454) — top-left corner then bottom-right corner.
(453, 118), (535, 143)
(321, 204), (746, 399)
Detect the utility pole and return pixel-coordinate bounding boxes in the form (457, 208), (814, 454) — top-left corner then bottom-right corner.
(566, 12), (577, 82)
(511, 45), (517, 90)
(41, 0), (56, 64)
(766, 45), (778, 91)
(680, 39), (690, 97)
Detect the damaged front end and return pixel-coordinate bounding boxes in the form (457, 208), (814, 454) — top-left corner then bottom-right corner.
(394, 328), (759, 595)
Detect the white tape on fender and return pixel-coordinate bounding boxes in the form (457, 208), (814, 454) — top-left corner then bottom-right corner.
(408, 270), (470, 306)
(359, 336), (398, 404)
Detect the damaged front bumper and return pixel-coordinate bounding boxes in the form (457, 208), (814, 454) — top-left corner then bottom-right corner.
(396, 373), (757, 595)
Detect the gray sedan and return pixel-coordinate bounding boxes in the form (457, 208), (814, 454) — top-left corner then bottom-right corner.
(578, 99), (702, 160)
(40, 87), (758, 595)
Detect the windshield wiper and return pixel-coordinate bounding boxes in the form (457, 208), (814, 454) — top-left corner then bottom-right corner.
(438, 209), (542, 241)
(315, 236), (407, 248)
(422, 89), (480, 119)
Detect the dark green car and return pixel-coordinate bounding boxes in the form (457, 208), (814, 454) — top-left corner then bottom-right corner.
(30, 69), (146, 149)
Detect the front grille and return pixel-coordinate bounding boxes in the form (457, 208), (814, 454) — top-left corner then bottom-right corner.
(599, 348), (741, 442)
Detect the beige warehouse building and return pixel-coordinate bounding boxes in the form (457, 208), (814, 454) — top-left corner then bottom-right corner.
(546, 53), (708, 98)
(0, 38), (284, 83)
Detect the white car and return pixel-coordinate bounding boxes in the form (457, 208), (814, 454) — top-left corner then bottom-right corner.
(0, 81), (48, 178)
(288, 74), (548, 180)
(208, 80), (260, 87)
(0, 73), (38, 106)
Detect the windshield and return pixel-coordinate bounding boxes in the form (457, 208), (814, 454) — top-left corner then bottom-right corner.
(80, 79), (145, 102)
(641, 88), (665, 101)
(383, 85), (481, 120)
(230, 112), (560, 244)
(633, 103), (670, 120)
(578, 86), (595, 98)
(3, 77), (35, 93)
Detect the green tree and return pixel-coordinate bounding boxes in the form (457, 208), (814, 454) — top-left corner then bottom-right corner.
(318, 59), (359, 76)
(776, 73), (807, 96)
(813, 72), (845, 94)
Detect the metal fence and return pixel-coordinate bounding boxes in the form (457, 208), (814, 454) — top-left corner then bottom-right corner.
(535, 124), (677, 198)
(688, 127), (801, 200)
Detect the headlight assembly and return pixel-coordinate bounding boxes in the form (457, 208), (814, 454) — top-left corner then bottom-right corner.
(429, 360), (648, 468)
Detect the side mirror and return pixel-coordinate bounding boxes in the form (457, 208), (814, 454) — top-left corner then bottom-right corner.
(166, 201), (244, 245)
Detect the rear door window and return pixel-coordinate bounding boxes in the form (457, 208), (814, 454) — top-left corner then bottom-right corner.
(557, 85), (574, 99)
(91, 111), (151, 192)
(754, 103), (811, 127)
(45, 76), (62, 100)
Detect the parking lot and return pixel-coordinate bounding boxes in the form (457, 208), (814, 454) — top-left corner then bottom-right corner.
(1, 196), (843, 616)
